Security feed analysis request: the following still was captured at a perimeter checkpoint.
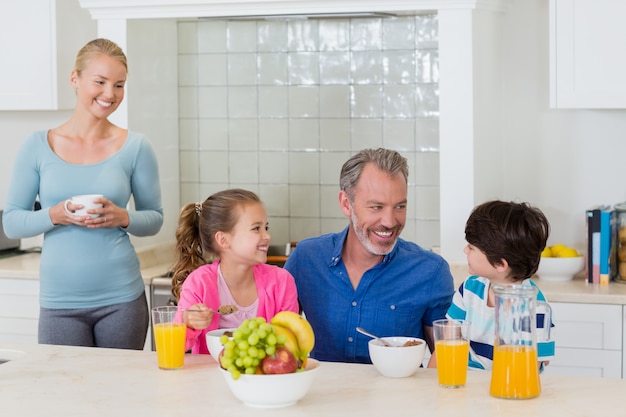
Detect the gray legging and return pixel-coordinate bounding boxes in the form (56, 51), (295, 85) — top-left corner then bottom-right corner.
(38, 293), (149, 350)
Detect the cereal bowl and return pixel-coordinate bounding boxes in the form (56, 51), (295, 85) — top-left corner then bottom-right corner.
(205, 328), (237, 362)
(219, 359), (320, 408)
(368, 336), (426, 378)
(536, 256), (585, 282)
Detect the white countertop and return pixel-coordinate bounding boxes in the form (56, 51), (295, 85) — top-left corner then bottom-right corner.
(0, 243), (175, 285)
(0, 342), (624, 416)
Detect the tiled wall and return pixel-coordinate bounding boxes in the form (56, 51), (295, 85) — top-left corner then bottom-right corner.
(177, 14), (440, 249)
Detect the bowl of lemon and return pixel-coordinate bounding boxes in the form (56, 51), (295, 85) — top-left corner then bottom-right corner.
(536, 244), (585, 282)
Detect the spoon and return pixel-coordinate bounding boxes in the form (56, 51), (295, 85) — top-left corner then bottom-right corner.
(356, 327), (392, 347)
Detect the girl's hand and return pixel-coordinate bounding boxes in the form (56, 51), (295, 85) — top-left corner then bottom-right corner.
(184, 304), (213, 330)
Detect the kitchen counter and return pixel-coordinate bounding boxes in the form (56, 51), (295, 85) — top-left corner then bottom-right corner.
(0, 342), (624, 416)
(450, 263), (626, 304)
(3, 253), (626, 304)
(0, 242), (175, 285)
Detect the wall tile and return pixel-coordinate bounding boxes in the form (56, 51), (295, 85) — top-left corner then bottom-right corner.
(259, 151), (289, 184)
(289, 86), (319, 118)
(383, 119), (415, 151)
(320, 86), (350, 118)
(258, 21), (288, 52)
(177, 15), (440, 247)
(198, 20), (227, 53)
(178, 54), (198, 86)
(199, 150), (228, 183)
(320, 152), (349, 185)
(290, 185), (320, 217)
(289, 119), (319, 150)
(258, 53), (288, 85)
(319, 120), (351, 153)
(288, 20), (318, 52)
(228, 53), (258, 85)
(288, 53), (319, 85)
(259, 86), (288, 118)
(383, 16), (416, 50)
(319, 52), (351, 85)
(228, 119), (258, 151)
(228, 86), (258, 118)
(259, 119), (289, 150)
(198, 119), (228, 150)
(227, 21), (258, 52)
(198, 86), (227, 118)
(351, 119), (383, 149)
(179, 150), (199, 182)
(319, 19), (350, 51)
(351, 51), (383, 85)
(288, 152), (320, 184)
(259, 184), (290, 216)
(179, 118), (198, 150)
(383, 51), (415, 84)
(228, 151), (259, 183)
(351, 18), (382, 51)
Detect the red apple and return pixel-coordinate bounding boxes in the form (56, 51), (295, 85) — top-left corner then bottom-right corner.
(261, 347), (298, 374)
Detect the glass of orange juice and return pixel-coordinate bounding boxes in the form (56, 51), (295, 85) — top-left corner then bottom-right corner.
(433, 319), (470, 388)
(151, 306), (187, 370)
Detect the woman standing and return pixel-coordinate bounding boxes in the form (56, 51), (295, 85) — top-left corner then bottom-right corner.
(2, 38), (163, 349)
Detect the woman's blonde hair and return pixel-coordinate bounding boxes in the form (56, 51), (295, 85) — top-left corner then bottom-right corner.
(74, 38), (128, 75)
(171, 189), (261, 299)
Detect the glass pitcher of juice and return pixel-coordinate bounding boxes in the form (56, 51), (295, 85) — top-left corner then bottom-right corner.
(489, 283), (551, 399)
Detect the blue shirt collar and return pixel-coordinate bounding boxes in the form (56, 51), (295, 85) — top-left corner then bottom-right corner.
(330, 226), (398, 267)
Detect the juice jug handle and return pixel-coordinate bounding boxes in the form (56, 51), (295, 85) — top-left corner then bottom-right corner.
(536, 301), (552, 342)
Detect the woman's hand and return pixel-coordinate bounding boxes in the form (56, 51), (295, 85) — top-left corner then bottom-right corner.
(83, 196), (129, 229)
(50, 196), (129, 228)
(184, 304), (214, 330)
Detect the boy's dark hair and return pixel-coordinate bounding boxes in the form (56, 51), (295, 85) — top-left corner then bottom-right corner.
(464, 200), (550, 281)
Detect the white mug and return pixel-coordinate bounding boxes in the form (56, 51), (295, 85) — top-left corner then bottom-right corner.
(64, 194), (103, 218)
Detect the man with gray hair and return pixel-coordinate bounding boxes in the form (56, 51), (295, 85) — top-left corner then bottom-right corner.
(285, 148), (454, 363)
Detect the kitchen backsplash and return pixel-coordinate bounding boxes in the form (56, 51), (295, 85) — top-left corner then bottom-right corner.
(177, 14), (440, 248)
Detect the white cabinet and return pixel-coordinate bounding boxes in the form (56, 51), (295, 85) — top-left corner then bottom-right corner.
(544, 302), (622, 378)
(0, 0), (95, 110)
(550, 0), (626, 108)
(0, 279), (39, 344)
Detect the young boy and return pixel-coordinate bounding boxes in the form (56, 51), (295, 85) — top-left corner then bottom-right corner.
(429, 200), (555, 370)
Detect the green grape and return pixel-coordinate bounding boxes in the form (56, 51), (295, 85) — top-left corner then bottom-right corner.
(247, 333), (259, 345)
(222, 317), (278, 379)
(220, 334), (229, 345)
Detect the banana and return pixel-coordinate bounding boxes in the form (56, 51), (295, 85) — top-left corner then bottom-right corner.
(271, 311), (315, 356)
(273, 324), (300, 358)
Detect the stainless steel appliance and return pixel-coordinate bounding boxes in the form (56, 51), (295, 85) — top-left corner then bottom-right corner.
(0, 210), (20, 252)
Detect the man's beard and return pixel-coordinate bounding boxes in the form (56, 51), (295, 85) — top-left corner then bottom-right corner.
(350, 210), (399, 256)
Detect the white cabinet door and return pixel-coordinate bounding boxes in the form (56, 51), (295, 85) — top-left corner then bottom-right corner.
(549, 0), (626, 108)
(0, 279), (40, 344)
(0, 0), (95, 110)
(544, 302), (622, 378)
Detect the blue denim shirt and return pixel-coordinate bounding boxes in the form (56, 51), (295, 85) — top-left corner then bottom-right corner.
(284, 227), (455, 363)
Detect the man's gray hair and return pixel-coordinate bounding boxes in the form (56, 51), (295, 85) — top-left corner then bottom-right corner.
(339, 148), (409, 202)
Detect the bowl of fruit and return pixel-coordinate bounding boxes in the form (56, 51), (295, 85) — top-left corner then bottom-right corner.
(368, 336), (427, 378)
(536, 244), (585, 282)
(217, 312), (318, 408)
(206, 328), (237, 362)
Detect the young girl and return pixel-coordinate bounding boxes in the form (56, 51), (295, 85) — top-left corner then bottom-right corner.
(171, 189), (299, 354)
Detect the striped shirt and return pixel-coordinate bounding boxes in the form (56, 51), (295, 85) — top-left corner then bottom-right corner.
(447, 275), (555, 370)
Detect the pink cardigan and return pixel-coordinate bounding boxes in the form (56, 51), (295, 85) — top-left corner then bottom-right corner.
(177, 260), (299, 354)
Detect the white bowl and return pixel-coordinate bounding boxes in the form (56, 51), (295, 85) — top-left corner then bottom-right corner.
(368, 336), (427, 378)
(219, 359), (320, 408)
(205, 328), (237, 362)
(536, 256), (585, 282)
